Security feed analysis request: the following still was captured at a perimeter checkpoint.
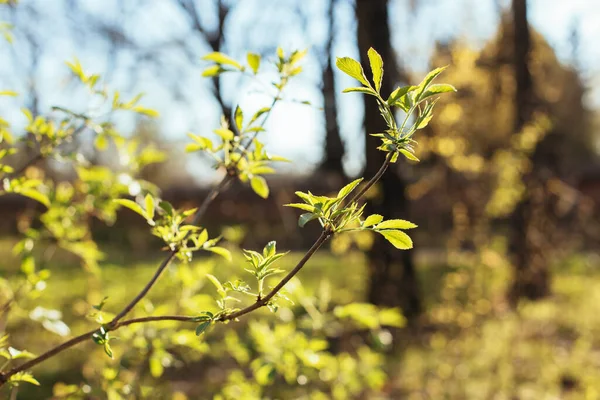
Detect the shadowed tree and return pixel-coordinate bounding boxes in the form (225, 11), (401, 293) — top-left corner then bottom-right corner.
(319, 0), (345, 176)
(508, 0), (550, 302)
(356, 0), (421, 319)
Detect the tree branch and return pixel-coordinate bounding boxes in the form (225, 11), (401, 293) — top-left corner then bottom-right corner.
(110, 174), (234, 325)
(0, 146), (393, 385)
(0, 315), (195, 384)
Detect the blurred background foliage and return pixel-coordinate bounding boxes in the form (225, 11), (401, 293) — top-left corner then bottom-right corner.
(1, 0), (600, 398)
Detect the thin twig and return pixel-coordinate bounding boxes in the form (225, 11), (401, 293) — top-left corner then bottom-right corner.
(110, 175), (233, 325)
(0, 87), (329, 385)
(0, 315), (195, 384)
(3, 123), (89, 181)
(345, 152), (393, 206)
(221, 229), (331, 321)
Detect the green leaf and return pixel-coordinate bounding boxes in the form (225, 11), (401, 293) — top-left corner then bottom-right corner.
(337, 178), (363, 200)
(378, 308), (406, 327)
(387, 85), (418, 105)
(202, 52), (243, 70)
(132, 106), (159, 117)
(104, 342), (113, 359)
(335, 57), (370, 87)
(367, 47), (384, 92)
(19, 189), (50, 208)
(185, 143), (203, 153)
(298, 213), (317, 228)
(376, 219), (417, 230)
(195, 321), (211, 336)
(415, 66), (448, 101)
(399, 148), (420, 162)
(206, 246), (232, 262)
(247, 52), (261, 74)
(342, 87), (378, 96)
(159, 201), (174, 216)
(144, 194), (155, 221)
(378, 230), (413, 249)
(8, 372), (40, 386)
(234, 105), (243, 133)
(420, 83), (457, 101)
(249, 107), (271, 125)
(6, 347), (35, 360)
(201, 65), (222, 77)
(214, 128), (234, 141)
(363, 214), (383, 228)
(206, 274), (225, 297)
(113, 199), (146, 219)
(283, 203), (314, 212)
(251, 176), (269, 199)
(263, 241), (276, 258)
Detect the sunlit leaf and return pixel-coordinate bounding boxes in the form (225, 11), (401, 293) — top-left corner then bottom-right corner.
(247, 52), (261, 74)
(251, 176), (269, 199)
(376, 219), (417, 230)
(335, 57), (370, 87)
(363, 214), (383, 228)
(202, 52), (243, 70)
(378, 230), (413, 249)
(367, 47), (384, 92)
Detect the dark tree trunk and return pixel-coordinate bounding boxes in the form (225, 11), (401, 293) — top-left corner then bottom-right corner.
(508, 0), (550, 303)
(319, 0), (345, 175)
(356, 0), (421, 319)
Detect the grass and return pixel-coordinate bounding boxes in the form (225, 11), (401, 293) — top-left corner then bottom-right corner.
(2, 236), (600, 399)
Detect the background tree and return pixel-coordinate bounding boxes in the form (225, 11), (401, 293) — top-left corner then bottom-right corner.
(356, 0), (421, 318)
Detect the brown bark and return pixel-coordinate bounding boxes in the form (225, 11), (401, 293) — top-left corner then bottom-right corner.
(508, 0), (550, 303)
(319, 0), (345, 175)
(356, 0), (421, 318)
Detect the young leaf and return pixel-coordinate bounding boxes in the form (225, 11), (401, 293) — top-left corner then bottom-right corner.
(414, 66), (448, 101)
(214, 128), (235, 141)
(335, 57), (370, 87)
(206, 274), (225, 297)
(113, 199), (146, 219)
(367, 47), (383, 92)
(202, 52), (243, 70)
(234, 105), (243, 133)
(8, 372), (40, 386)
(342, 87), (378, 96)
(202, 65), (222, 77)
(387, 85), (418, 105)
(363, 214), (384, 228)
(399, 148), (420, 162)
(378, 230), (413, 249)
(283, 203), (314, 212)
(298, 213), (317, 228)
(19, 189), (50, 208)
(263, 241), (276, 258)
(206, 246), (232, 262)
(337, 178), (363, 200)
(195, 321), (211, 336)
(247, 52), (261, 74)
(420, 83), (457, 101)
(132, 106), (159, 118)
(144, 194), (155, 221)
(249, 107), (271, 125)
(376, 219), (417, 230)
(251, 176), (269, 199)
(104, 342), (114, 359)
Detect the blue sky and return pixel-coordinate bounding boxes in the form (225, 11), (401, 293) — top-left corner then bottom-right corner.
(1, 0), (598, 180)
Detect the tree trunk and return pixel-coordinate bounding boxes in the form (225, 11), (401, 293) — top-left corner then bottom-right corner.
(319, 0), (345, 175)
(508, 0), (550, 303)
(356, 0), (421, 319)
